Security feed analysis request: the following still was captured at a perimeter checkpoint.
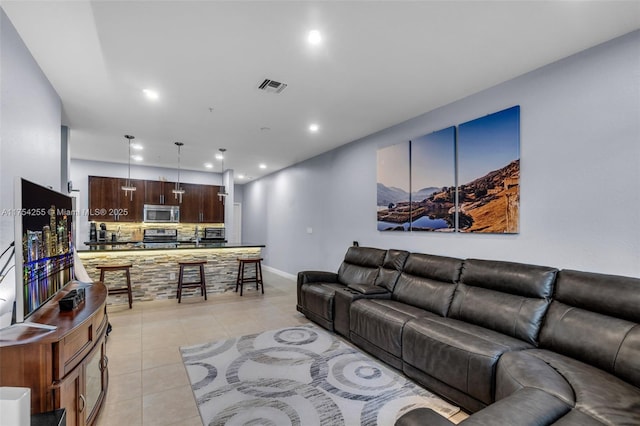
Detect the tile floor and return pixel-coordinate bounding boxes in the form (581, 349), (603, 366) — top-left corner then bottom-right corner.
(94, 270), (468, 426)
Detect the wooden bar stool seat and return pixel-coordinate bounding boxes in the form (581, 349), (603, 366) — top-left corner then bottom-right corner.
(236, 257), (264, 296)
(177, 260), (207, 303)
(97, 264), (133, 308)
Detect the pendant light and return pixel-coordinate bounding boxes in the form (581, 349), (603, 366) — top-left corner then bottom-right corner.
(218, 148), (228, 201)
(172, 142), (185, 202)
(121, 135), (136, 200)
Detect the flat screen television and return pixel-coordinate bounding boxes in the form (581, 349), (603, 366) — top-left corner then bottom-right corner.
(13, 178), (75, 324)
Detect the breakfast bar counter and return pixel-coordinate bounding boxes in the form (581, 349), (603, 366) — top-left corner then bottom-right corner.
(77, 243), (265, 303)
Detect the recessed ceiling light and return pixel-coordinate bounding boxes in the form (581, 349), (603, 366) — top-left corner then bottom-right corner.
(204, 163), (213, 169)
(259, 164), (267, 169)
(131, 143), (143, 150)
(309, 123), (319, 132)
(307, 30), (322, 45)
(131, 155), (143, 162)
(215, 153), (224, 160)
(238, 174), (245, 179)
(143, 89), (159, 100)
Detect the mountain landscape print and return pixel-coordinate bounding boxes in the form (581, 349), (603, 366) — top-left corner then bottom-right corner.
(376, 106), (520, 234)
(457, 106), (520, 233)
(409, 127), (456, 231)
(377, 141), (410, 231)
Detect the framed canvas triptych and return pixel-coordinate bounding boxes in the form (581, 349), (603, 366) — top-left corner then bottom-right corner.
(377, 106), (520, 234)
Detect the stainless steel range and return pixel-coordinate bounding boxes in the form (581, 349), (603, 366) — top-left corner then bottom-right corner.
(202, 227), (225, 242)
(143, 228), (178, 243)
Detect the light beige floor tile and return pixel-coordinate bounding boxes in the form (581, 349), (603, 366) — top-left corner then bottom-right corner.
(450, 410), (470, 423)
(142, 385), (199, 426)
(142, 363), (190, 395)
(183, 326), (230, 345)
(105, 371), (142, 403)
(142, 347), (183, 370)
(106, 326), (142, 340)
(142, 330), (191, 350)
(108, 351), (142, 376)
(96, 396), (142, 426)
(107, 336), (142, 355)
(170, 415), (203, 426)
(220, 320), (266, 336)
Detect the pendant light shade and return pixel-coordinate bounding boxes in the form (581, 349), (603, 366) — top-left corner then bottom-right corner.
(121, 135), (136, 199)
(173, 142), (185, 202)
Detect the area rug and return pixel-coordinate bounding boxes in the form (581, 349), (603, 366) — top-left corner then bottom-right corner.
(180, 324), (460, 425)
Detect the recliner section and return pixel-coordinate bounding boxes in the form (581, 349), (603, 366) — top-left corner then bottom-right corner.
(350, 253), (463, 369)
(296, 247), (640, 425)
(401, 259), (557, 408)
(296, 246), (386, 331)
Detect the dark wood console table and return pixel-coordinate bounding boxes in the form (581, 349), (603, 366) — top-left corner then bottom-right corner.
(0, 282), (108, 426)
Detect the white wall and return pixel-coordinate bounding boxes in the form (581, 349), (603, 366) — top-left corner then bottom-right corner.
(0, 8), (62, 326)
(0, 8), (62, 250)
(243, 30), (640, 278)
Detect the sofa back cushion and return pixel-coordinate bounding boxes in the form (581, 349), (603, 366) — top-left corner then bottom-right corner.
(374, 249), (410, 292)
(539, 270), (640, 387)
(449, 259), (557, 345)
(337, 246), (386, 286)
(392, 253), (463, 317)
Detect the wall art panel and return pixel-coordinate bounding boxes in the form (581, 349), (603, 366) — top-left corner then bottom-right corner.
(457, 106), (520, 233)
(410, 126), (456, 232)
(377, 141), (411, 231)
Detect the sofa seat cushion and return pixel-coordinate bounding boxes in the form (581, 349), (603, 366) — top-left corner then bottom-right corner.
(350, 299), (437, 358)
(300, 282), (346, 323)
(403, 317), (533, 405)
(498, 349), (640, 425)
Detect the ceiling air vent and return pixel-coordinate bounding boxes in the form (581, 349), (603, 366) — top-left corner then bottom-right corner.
(258, 79), (287, 94)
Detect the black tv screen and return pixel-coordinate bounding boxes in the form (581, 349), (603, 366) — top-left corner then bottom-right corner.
(14, 178), (74, 322)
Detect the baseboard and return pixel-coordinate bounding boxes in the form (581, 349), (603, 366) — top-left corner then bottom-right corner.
(262, 265), (296, 282)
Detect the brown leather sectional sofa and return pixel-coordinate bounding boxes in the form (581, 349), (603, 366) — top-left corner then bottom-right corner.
(296, 246), (640, 425)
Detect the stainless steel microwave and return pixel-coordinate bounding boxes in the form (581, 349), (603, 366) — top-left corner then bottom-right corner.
(143, 204), (180, 223)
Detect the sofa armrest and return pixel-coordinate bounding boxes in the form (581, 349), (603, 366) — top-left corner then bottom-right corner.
(297, 271), (339, 306)
(457, 388), (570, 426)
(395, 408), (455, 426)
(347, 283), (391, 295)
(297, 271), (339, 286)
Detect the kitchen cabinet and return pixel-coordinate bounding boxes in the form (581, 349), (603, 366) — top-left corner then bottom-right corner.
(88, 176), (144, 222)
(180, 184), (224, 223)
(89, 177), (224, 223)
(0, 282), (109, 426)
(144, 180), (180, 206)
(180, 183), (202, 222)
(202, 185), (225, 223)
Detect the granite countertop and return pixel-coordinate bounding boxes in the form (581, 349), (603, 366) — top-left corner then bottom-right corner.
(78, 241), (265, 252)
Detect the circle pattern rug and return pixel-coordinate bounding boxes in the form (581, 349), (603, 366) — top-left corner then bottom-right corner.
(180, 324), (459, 426)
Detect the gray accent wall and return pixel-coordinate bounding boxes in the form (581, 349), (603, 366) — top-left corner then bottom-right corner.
(242, 30), (640, 278)
(0, 8), (62, 250)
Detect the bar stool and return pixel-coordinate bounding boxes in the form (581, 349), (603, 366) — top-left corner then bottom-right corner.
(97, 264), (133, 309)
(236, 257), (264, 296)
(177, 260), (207, 303)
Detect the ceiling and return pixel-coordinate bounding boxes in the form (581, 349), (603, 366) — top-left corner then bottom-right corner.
(3, 1), (639, 182)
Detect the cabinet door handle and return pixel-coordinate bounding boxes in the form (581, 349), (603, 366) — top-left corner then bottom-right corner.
(79, 394), (86, 413)
(100, 355), (109, 371)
